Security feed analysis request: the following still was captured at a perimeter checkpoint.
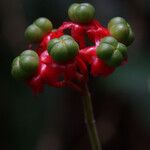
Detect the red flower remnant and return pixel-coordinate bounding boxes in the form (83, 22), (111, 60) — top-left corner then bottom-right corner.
(11, 3), (134, 93)
(27, 20), (115, 93)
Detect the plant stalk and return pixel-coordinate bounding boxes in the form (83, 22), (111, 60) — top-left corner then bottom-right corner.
(82, 83), (102, 150)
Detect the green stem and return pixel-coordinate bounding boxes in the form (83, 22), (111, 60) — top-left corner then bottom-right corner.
(82, 83), (102, 150)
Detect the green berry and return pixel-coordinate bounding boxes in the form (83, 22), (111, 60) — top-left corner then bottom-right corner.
(11, 56), (28, 80)
(20, 50), (39, 73)
(11, 50), (39, 80)
(25, 24), (43, 43)
(106, 50), (123, 67)
(47, 38), (60, 53)
(124, 24), (135, 46)
(100, 36), (118, 47)
(21, 49), (38, 57)
(116, 43), (127, 57)
(64, 39), (79, 58)
(109, 24), (129, 43)
(108, 17), (126, 30)
(34, 17), (53, 33)
(96, 36), (128, 67)
(60, 35), (73, 40)
(75, 3), (95, 24)
(68, 3), (95, 24)
(108, 17), (134, 46)
(25, 17), (53, 43)
(51, 43), (69, 62)
(96, 43), (114, 59)
(48, 35), (79, 63)
(68, 3), (79, 21)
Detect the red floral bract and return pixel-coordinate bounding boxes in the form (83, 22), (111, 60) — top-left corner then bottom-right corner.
(27, 20), (116, 93)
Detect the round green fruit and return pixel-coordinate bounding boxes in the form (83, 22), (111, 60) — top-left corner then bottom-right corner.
(108, 17), (126, 30)
(25, 24), (43, 43)
(116, 43), (127, 57)
(48, 35), (79, 63)
(47, 38), (60, 53)
(50, 43), (69, 62)
(68, 3), (79, 22)
(96, 43), (114, 59)
(100, 36), (118, 47)
(96, 36), (128, 67)
(68, 3), (95, 24)
(11, 56), (28, 80)
(34, 17), (53, 33)
(109, 24), (129, 43)
(108, 17), (134, 46)
(106, 50), (123, 67)
(20, 50), (39, 73)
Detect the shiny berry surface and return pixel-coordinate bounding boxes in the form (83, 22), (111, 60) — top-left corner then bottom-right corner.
(48, 35), (79, 63)
(96, 36), (127, 67)
(108, 17), (134, 46)
(68, 3), (95, 24)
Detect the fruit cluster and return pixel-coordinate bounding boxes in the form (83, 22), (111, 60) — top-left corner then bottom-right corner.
(11, 3), (134, 93)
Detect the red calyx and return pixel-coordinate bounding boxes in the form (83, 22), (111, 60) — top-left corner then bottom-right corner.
(27, 19), (116, 93)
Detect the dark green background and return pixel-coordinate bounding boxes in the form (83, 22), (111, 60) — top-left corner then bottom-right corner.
(0, 0), (150, 150)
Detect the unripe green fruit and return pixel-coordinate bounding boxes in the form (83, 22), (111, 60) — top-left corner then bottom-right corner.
(110, 24), (129, 43)
(68, 3), (95, 24)
(25, 17), (53, 43)
(34, 17), (53, 33)
(63, 39), (79, 57)
(100, 36), (118, 47)
(48, 35), (79, 63)
(124, 24), (135, 46)
(96, 43), (114, 59)
(11, 56), (28, 80)
(51, 43), (69, 62)
(20, 50), (39, 72)
(21, 49), (38, 57)
(108, 17), (126, 30)
(96, 36), (128, 67)
(47, 38), (60, 53)
(116, 43), (127, 57)
(108, 17), (134, 46)
(68, 3), (79, 22)
(11, 50), (39, 80)
(25, 24), (43, 43)
(60, 35), (74, 40)
(106, 50), (123, 67)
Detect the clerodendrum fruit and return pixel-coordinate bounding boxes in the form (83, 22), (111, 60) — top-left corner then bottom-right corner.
(11, 50), (39, 80)
(11, 56), (28, 80)
(108, 17), (134, 46)
(96, 36), (127, 67)
(25, 24), (43, 43)
(34, 17), (53, 33)
(48, 35), (79, 63)
(47, 38), (60, 53)
(25, 17), (53, 43)
(68, 3), (95, 24)
(20, 50), (39, 72)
